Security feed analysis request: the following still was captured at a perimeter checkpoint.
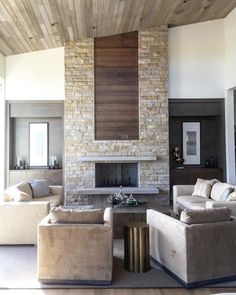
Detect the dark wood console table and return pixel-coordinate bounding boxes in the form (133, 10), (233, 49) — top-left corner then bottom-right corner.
(171, 167), (223, 185)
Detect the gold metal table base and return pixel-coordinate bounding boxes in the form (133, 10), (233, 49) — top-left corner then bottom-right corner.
(124, 222), (150, 273)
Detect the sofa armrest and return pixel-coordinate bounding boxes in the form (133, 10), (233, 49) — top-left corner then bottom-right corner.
(173, 185), (195, 198)
(104, 207), (113, 226)
(206, 200), (236, 216)
(49, 185), (63, 196)
(173, 185), (195, 214)
(0, 201), (50, 244)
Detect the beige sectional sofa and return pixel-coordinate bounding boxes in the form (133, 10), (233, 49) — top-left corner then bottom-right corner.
(173, 181), (236, 216)
(0, 182), (63, 244)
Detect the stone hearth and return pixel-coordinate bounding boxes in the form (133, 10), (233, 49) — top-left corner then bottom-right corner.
(64, 27), (169, 203)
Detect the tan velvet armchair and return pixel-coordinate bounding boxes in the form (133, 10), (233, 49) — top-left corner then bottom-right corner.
(147, 209), (236, 288)
(37, 207), (113, 285)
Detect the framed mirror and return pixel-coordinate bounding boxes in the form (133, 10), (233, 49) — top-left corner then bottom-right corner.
(29, 122), (48, 167)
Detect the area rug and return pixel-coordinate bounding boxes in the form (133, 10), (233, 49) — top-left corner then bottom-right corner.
(0, 240), (236, 289)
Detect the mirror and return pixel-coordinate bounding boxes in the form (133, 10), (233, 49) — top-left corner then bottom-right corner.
(29, 122), (48, 167)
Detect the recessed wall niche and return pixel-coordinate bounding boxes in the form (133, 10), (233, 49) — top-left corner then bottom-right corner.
(7, 102), (64, 186)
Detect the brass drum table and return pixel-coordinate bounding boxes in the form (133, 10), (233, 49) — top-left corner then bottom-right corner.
(124, 222), (150, 273)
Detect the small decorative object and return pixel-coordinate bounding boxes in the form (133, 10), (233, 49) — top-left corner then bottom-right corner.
(125, 194), (137, 206)
(205, 159), (210, 168)
(107, 186), (132, 207)
(15, 156), (27, 170)
(173, 146), (184, 166)
(49, 155), (59, 169)
(182, 122), (201, 165)
(107, 194), (122, 206)
(210, 156), (215, 168)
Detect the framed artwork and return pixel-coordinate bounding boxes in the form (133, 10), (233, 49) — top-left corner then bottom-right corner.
(29, 122), (48, 167)
(182, 122), (200, 165)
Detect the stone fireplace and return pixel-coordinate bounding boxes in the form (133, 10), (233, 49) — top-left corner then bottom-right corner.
(64, 26), (169, 202)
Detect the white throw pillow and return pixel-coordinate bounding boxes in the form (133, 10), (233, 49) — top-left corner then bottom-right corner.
(227, 191), (236, 201)
(3, 186), (32, 202)
(192, 178), (217, 199)
(0, 193), (13, 202)
(210, 182), (233, 201)
(29, 179), (50, 198)
(12, 190), (32, 202)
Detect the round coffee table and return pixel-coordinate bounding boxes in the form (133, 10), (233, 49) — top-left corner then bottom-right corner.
(124, 221), (150, 273)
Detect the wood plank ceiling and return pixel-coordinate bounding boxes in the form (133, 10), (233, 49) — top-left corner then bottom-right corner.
(0, 0), (236, 56)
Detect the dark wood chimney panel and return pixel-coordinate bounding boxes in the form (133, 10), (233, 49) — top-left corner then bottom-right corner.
(95, 31), (139, 140)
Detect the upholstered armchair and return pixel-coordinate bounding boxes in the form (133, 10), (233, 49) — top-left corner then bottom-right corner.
(37, 207), (113, 285)
(147, 209), (236, 288)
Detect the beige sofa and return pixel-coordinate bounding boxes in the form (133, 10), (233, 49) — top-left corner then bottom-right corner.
(173, 181), (236, 216)
(0, 185), (63, 244)
(147, 209), (236, 287)
(37, 208), (113, 285)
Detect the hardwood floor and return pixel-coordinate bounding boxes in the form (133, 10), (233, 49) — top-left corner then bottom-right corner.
(0, 289), (236, 295)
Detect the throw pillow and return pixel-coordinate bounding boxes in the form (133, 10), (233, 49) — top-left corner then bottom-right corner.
(220, 187), (234, 201)
(3, 186), (32, 202)
(28, 179), (50, 198)
(50, 207), (104, 224)
(180, 207), (231, 225)
(15, 181), (33, 197)
(12, 190), (32, 202)
(0, 193), (13, 202)
(227, 191), (236, 201)
(192, 178), (217, 199)
(210, 182), (233, 201)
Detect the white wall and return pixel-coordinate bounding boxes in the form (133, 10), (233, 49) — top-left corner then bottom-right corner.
(225, 89), (236, 183)
(168, 20), (225, 99)
(225, 8), (236, 90)
(5, 47), (64, 100)
(0, 53), (5, 192)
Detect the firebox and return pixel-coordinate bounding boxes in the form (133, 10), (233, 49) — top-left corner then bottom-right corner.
(95, 163), (138, 187)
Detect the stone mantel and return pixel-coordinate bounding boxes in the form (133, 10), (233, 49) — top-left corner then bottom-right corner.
(76, 187), (159, 195)
(78, 156), (157, 163)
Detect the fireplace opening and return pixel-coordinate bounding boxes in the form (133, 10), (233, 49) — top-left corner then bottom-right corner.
(95, 163), (138, 187)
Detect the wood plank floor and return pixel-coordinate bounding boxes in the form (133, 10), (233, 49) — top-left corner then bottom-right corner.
(1, 289), (236, 295)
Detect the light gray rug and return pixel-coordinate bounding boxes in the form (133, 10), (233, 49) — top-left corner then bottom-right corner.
(0, 240), (236, 289)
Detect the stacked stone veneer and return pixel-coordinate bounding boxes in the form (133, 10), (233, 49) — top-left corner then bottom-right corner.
(64, 26), (169, 200)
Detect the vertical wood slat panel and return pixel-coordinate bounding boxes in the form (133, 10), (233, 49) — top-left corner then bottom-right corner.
(95, 31), (139, 140)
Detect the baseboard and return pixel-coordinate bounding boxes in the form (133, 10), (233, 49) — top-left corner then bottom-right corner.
(39, 279), (112, 286)
(150, 256), (236, 288)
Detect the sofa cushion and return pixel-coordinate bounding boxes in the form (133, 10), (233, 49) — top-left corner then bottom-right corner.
(50, 207), (104, 224)
(32, 195), (61, 207)
(192, 178), (217, 199)
(177, 195), (208, 211)
(29, 179), (50, 198)
(180, 207), (231, 224)
(210, 182), (233, 201)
